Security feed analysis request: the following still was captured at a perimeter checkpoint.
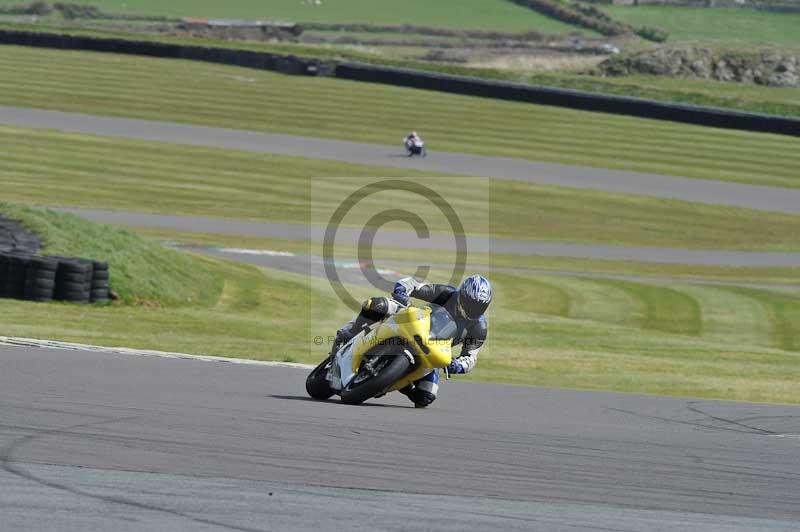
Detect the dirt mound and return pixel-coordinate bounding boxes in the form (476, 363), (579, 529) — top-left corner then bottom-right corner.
(598, 46), (799, 87)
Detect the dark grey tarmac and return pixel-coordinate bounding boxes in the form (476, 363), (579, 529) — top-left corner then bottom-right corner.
(60, 208), (800, 267)
(1, 346), (799, 531)
(3, 105), (800, 214)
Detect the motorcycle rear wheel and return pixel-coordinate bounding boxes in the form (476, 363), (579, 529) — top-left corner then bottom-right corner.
(306, 358), (335, 400)
(340, 348), (411, 405)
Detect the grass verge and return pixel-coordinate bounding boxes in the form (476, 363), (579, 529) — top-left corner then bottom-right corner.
(0, 45), (799, 188)
(0, 202), (347, 361)
(4, 126), (800, 251)
(1, 211), (799, 403)
(133, 227), (800, 288)
(2, 22), (799, 120)
(472, 270), (800, 404)
(0, 202), (223, 305)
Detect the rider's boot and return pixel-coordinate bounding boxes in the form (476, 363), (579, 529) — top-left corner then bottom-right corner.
(399, 371), (439, 408)
(398, 384), (433, 408)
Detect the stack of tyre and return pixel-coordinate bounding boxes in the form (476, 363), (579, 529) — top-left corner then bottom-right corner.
(0, 253), (110, 304)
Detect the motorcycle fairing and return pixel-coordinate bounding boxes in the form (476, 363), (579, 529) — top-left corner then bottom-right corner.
(329, 333), (362, 391)
(348, 306), (453, 394)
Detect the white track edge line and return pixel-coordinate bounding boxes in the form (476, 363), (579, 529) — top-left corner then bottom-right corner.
(0, 336), (315, 369)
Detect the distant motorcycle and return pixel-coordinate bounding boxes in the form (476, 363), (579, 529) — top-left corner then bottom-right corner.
(404, 137), (426, 157)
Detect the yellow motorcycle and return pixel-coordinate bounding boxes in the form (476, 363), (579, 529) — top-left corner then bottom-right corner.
(306, 303), (457, 405)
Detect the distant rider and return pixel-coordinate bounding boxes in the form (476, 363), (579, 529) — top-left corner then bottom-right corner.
(404, 131), (424, 150)
(330, 275), (492, 408)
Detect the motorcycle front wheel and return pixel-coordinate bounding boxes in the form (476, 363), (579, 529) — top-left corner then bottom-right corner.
(306, 358), (335, 400)
(340, 348), (411, 405)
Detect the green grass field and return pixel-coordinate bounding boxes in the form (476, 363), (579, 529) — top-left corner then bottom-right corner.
(1, 23), (798, 119)
(2, 32), (799, 404)
(0, 0), (581, 32)
(606, 6), (800, 47)
(5, 126), (800, 251)
(2, 205), (799, 404)
(2, 119), (799, 403)
(0, 46), (798, 189)
(2, 3), (800, 122)
(0, 204), (328, 359)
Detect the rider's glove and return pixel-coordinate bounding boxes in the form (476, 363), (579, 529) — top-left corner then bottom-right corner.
(392, 287), (409, 306)
(448, 359), (465, 375)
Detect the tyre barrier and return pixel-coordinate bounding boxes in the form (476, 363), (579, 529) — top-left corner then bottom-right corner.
(0, 252), (111, 304)
(25, 256), (58, 302)
(90, 260), (110, 304)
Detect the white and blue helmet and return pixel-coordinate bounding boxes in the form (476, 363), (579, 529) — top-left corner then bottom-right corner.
(457, 275), (493, 320)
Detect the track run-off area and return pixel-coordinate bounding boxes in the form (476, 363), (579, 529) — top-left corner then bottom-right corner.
(2, 345), (800, 531)
(2, 89), (800, 529)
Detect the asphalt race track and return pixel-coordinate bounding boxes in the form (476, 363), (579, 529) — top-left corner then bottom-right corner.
(2, 345), (799, 531)
(3, 103), (800, 531)
(3, 105), (800, 214)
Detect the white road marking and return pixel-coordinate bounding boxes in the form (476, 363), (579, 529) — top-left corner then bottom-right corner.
(219, 248), (296, 257)
(0, 336), (315, 368)
(215, 247), (404, 276)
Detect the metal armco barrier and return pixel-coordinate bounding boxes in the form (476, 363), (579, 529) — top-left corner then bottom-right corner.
(0, 29), (329, 76)
(1, 29), (798, 136)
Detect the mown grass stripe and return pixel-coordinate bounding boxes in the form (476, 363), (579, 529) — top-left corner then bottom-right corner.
(5, 126), (800, 250)
(720, 287), (800, 352)
(3, 94), (795, 185)
(0, 46), (798, 188)
(602, 280), (703, 336)
(670, 285), (772, 348)
(527, 276), (642, 326)
(492, 273), (570, 317)
(2, 75), (794, 163)
(1, 48), (792, 142)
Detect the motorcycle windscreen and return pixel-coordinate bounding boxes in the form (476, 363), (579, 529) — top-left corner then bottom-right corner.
(428, 305), (458, 340)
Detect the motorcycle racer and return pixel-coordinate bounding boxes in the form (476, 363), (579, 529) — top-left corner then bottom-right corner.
(330, 275), (492, 408)
(405, 131), (422, 145)
(403, 131), (425, 156)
